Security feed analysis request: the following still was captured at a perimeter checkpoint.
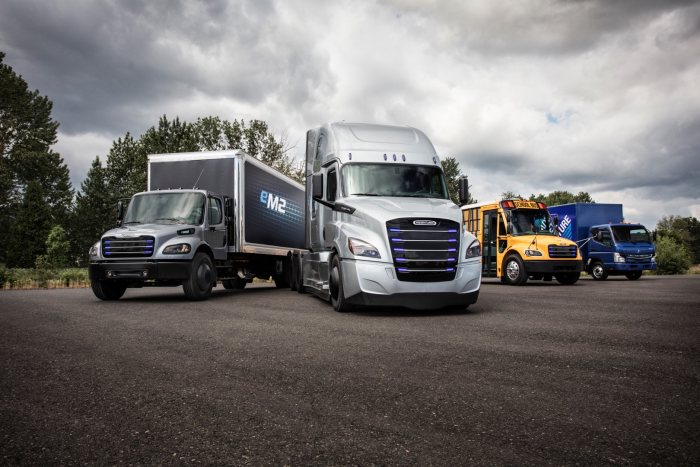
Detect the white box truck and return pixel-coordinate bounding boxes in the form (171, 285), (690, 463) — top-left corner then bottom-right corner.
(89, 150), (305, 300)
(291, 122), (481, 311)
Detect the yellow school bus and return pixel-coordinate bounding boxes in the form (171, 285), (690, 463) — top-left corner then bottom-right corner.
(462, 199), (583, 285)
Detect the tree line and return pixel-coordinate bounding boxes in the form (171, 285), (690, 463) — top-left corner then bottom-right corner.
(1, 51), (697, 273)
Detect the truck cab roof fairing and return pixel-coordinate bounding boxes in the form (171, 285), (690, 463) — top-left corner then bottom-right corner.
(313, 122), (439, 168)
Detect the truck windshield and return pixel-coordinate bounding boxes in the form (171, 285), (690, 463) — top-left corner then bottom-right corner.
(611, 225), (652, 243)
(342, 163), (449, 199)
(123, 192), (206, 225)
(509, 209), (555, 236)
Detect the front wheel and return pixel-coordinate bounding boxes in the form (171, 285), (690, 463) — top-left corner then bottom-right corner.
(91, 279), (126, 300)
(590, 261), (608, 280)
(183, 253), (214, 300)
(503, 255), (528, 285)
(329, 255), (352, 312)
(625, 271), (643, 280)
(555, 272), (580, 285)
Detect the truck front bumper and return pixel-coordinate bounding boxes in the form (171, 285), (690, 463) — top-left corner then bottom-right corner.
(605, 262), (657, 273)
(89, 260), (191, 281)
(341, 258), (481, 310)
(524, 260), (583, 275)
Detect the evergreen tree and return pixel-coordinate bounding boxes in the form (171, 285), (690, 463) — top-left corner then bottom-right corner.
(6, 181), (53, 267)
(441, 157), (475, 205)
(0, 51), (73, 264)
(70, 157), (114, 265)
(530, 190), (594, 206)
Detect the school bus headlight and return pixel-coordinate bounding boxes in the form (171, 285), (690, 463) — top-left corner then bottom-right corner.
(525, 249), (542, 257)
(465, 239), (481, 258)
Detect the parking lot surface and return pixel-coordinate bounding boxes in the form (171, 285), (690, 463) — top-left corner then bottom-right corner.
(1, 276), (698, 465)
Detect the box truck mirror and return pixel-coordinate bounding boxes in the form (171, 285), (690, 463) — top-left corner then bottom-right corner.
(225, 198), (234, 218)
(115, 200), (125, 227)
(596, 231), (604, 242)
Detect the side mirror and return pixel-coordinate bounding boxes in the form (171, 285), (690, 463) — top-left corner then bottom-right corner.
(551, 214), (559, 227)
(115, 200), (125, 226)
(225, 198), (234, 218)
(457, 176), (469, 205)
(652, 230), (657, 242)
(312, 173), (324, 200)
(596, 231), (604, 242)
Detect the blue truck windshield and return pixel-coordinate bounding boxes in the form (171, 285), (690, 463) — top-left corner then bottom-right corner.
(123, 192), (206, 225)
(509, 209), (555, 236)
(342, 164), (449, 199)
(611, 225), (652, 243)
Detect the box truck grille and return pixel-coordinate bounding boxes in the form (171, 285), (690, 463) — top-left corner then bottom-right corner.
(548, 245), (578, 258)
(626, 254), (652, 262)
(386, 218), (460, 282)
(102, 236), (155, 258)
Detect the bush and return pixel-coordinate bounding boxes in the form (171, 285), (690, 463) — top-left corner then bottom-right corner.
(655, 236), (692, 275)
(1, 268), (89, 289)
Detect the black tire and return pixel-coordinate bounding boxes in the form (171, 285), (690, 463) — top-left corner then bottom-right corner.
(329, 255), (352, 312)
(91, 279), (126, 300)
(222, 278), (246, 290)
(183, 252), (215, 300)
(294, 253), (306, 294)
(274, 257), (291, 289)
(555, 272), (580, 285)
(590, 261), (608, 280)
(289, 254), (298, 292)
(625, 271), (643, 280)
(503, 255), (528, 285)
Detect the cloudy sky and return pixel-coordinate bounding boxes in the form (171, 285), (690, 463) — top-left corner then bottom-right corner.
(1, 0), (699, 228)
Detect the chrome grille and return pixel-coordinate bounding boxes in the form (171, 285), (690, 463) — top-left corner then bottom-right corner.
(102, 236), (155, 258)
(386, 218), (460, 282)
(626, 254), (653, 262)
(548, 245), (578, 258)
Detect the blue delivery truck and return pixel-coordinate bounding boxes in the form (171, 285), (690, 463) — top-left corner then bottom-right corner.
(548, 203), (656, 280)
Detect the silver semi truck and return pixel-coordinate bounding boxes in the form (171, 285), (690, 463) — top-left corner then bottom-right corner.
(291, 122), (481, 311)
(89, 150), (305, 300)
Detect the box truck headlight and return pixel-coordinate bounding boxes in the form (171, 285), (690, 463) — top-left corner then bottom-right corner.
(163, 243), (192, 254)
(465, 239), (481, 258)
(652, 255), (656, 263)
(614, 252), (625, 263)
(524, 249), (542, 257)
(89, 242), (99, 257)
(348, 238), (381, 258)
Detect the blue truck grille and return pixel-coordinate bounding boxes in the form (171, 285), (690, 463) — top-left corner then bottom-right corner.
(548, 245), (578, 258)
(102, 236), (155, 258)
(626, 254), (653, 262)
(386, 218), (460, 282)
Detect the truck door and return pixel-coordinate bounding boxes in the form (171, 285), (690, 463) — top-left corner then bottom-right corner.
(482, 209), (498, 276)
(204, 196), (227, 260)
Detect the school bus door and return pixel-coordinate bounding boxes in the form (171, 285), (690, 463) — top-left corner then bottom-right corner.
(482, 209), (498, 276)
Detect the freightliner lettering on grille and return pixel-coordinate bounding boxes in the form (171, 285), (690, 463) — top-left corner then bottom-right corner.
(386, 218), (460, 282)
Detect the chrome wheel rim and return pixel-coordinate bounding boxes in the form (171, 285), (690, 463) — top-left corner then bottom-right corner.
(506, 260), (520, 281)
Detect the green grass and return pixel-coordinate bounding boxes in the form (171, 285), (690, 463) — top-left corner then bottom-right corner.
(0, 267), (89, 290)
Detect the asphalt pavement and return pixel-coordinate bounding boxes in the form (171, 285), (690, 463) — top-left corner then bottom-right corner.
(1, 276), (698, 465)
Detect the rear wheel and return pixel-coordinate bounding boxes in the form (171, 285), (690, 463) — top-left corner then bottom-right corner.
(330, 255), (351, 312)
(503, 255), (528, 285)
(555, 272), (580, 285)
(91, 279), (126, 300)
(183, 253), (214, 300)
(590, 261), (608, 280)
(625, 271), (643, 280)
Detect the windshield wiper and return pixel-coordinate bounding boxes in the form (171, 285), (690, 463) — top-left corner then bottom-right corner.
(122, 221), (141, 225)
(350, 193), (380, 196)
(154, 217), (186, 224)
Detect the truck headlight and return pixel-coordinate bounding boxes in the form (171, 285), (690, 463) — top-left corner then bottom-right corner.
(163, 243), (191, 254)
(614, 252), (625, 263)
(89, 243), (99, 257)
(348, 238), (381, 258)
(465, 239), (481, 258)
(524, 249), (542, 257)
(651, 255), (656, 263)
